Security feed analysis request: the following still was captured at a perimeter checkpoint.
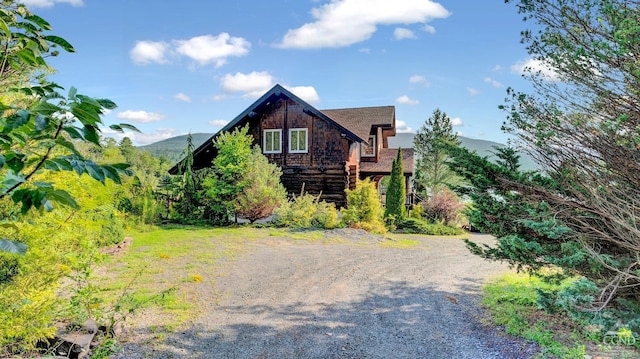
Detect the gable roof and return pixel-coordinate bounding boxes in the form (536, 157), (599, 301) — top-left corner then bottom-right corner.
(321, 106), (395, 142)
(169, 84), (368, 173)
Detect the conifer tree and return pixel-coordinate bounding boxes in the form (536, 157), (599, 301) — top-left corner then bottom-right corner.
(384, 148), (406, 220)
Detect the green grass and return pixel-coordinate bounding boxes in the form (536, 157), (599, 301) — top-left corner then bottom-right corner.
(482, 272), (640, 359)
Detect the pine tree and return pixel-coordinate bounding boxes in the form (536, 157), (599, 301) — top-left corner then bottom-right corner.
(413, 109), (461, 195)
(384, 148), (406, 220)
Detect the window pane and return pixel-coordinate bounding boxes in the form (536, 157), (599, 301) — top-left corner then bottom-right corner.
(299, 130), (306, 150)
(266, 132), (273, 151)
(274, 132), (280, 151)
(291, 131), (298, 151)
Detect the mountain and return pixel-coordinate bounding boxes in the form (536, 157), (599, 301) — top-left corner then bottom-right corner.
(388, 133), (537, 171)
(138, 133), (212, 162)
(140, 132), (537, 170)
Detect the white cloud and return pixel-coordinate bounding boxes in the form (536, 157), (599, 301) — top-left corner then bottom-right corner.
(492, 65), (502, 71)
(396, 95), (419, 105)
(511, 58), (559, 81)
(396, 120), (413, 133)
(174, 93), (191, 103)
(394, 27), (416, 40)
(174, 33), (250, 67)
(116, 110), (165, 123)
(286, 86), (320, 104)
(484, 77), (504, 88)
(220, 71), (275, 98)
(359, 48), (371, 54)
(409, 75), (430, 87)
(466, 88), (479, 96)
(130, 41), (169, 65)
(102, 128), (178, 146)
(451, 117), (463, 126)
(209, 120), (229, 127)
(277, 0), (450, 48)
(21, 0), (83, 7)
(211, 94), (227, 101)
(423, 24), (436, 34)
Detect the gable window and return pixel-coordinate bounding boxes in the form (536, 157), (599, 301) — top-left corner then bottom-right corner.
(361, 135), (376, 157)
(289, 128), (308, 153)
(263, 129), (282, 154)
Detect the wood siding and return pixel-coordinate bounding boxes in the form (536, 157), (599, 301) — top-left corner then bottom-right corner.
(249, 98), (352, 207)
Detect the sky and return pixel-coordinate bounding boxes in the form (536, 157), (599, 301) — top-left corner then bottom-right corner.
(24, 0), (545, 145)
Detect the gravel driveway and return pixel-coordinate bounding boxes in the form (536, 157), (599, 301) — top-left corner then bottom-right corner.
(114, 230), (538, 358)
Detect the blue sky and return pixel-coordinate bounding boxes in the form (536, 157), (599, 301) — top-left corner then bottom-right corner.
(25, 0), (545, 145)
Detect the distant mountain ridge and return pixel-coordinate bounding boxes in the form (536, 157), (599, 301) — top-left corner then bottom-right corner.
(140, 132), (537, 170)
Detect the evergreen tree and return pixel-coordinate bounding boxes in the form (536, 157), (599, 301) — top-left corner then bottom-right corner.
(384, 148), (406, 220)
(413, 109), (461, 195)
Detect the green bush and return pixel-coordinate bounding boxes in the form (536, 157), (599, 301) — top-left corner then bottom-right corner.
(273, 192), (339, 229)
(342, 179), (386, 234)
(395, 217), (463, 236)
(0, 252), (20, 284)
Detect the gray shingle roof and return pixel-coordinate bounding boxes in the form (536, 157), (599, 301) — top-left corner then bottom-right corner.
(321, 106), (395, 144)
(360, 148), (414, 175)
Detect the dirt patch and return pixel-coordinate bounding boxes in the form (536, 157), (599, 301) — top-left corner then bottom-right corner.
(112, 232), (539, 358)
(100, 236), (133, 256)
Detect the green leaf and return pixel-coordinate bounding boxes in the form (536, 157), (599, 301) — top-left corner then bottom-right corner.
(43, 35), (74, 52)
(85, 162), (105, 184)
(24, 13), (51, 31)
(0, 17), (9, 36)
(71, 103), (101, 127)
(33, 101), (62, 116)
(68, 86), (77, 100)
(109, 123), (140, 133)
(45, 189), (79, 210)
(97, 98), (117, 110)
(0, 239), (28, 255)
(3, 110), (30, 132)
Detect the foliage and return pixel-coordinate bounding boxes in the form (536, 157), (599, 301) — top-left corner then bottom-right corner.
(412, 108), (461, 195)
(342, 179), (386, 234)
(384, 148), (406, 220)
(460, 0), (640, 309)
(171, 133), (202, 222)
(273, 190), (339, 229)
(203, 126), (253, 221)
(394, 217), (463, 236)
(235, 146), (287, 223)
(418, 187), (464, 226)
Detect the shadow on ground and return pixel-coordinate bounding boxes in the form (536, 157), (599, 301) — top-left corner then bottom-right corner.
(116, 279), (538, 359)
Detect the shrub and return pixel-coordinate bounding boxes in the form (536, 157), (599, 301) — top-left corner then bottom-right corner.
(273, 192), (339, 229)
(420, 187), (465, 226)
(342, 179), (386, 234)
(395, 217), (463, 236)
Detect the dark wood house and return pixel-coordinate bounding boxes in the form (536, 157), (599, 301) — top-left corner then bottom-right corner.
(169, 84), (413, 207)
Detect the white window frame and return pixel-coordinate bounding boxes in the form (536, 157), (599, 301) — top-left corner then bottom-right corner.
(361, 135), (376, 157)
(288, 128), (308, 154)
(263, 129), (282, 154)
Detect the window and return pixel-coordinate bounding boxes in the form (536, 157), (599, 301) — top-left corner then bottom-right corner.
(361, 135), (376, 157)
(263, 129), (282, 154)
(289, 128), (308, 153)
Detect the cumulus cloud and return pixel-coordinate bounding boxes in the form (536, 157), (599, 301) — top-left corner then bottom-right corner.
(131, 33), (250, 67)
(511, 58), (559, 81)
(174, 93), (191, 103)
(220, 71), (275, 98)
(484, 77), (504, 88)
(492, 64), (502, 71)
(451, 117), (464, 126)
(409, 75), (430, 87)
(209, 120), (230, 127)
(21, 0), (83, 7)
(423, 24), (436, 34)
(102, 128), (178, 146)
(286, 86), (320, 104)
(174, 33), (250, 67)
(130, 41), (169, 65)
(466, 88), (479, 96)
(116, 110), (165, 123)
(394, 28), (416, 40)
(277, 0), (450, 48)
(396, 95), (419, 105)
(395, 120), (413, 133)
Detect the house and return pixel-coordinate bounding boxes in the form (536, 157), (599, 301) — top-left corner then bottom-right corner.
(169, 84), (413, 207)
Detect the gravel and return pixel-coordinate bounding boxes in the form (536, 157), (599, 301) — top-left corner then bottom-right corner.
(113, 230), (539, 358)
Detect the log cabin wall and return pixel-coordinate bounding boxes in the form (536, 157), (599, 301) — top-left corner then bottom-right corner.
(252, 98), (352, 207)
